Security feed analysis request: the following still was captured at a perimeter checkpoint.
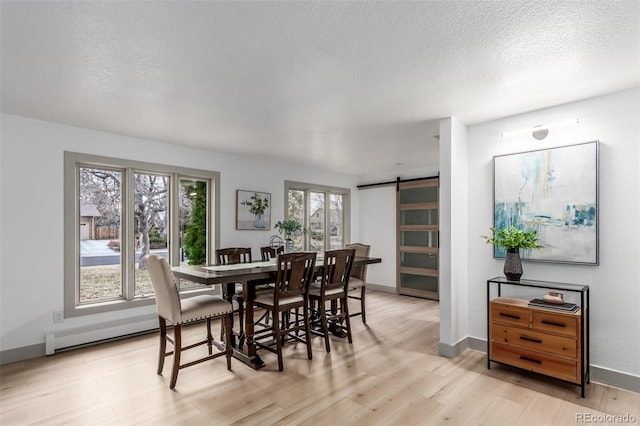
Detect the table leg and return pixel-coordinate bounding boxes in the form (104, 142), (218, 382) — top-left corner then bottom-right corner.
(242, 280), (265, 369)
(224, 283), (237, 348)
(218, 281), (264, 369)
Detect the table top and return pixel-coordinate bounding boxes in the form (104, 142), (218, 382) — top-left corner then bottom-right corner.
(172, 256), (381, 285)
(487, 276), (589, 292)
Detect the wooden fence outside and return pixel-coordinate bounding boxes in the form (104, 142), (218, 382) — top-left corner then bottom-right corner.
(95, 226), (119, 240)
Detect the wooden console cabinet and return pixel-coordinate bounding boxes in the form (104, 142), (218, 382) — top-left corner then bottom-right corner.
(487, 277), (590, 397)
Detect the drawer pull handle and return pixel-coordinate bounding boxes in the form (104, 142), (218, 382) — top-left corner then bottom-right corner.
(499, 313), (520, 320)
(541, 320), (566, 328)
(520, 336), (542, 344)
(520, 355), (542, 364)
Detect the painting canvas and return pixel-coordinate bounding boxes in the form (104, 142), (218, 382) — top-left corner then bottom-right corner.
(236, 190), (271, 230)
(493, 141), (599, 264)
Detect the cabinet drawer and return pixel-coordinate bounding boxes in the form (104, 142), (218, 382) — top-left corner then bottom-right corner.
(491, 342), (579, 383)
(532, 310), (578, 337)
(490, 303), (530, 328)
(491, 324), (577, 358)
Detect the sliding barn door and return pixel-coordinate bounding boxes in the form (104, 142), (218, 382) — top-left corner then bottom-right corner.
(397, 178), (439, 300)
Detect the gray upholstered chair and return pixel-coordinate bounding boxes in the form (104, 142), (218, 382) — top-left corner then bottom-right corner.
(145, 254), (233, 389)
(345, 243), (371, 323)
(308, 248), (355, 352)
(253, 251), (317, 371)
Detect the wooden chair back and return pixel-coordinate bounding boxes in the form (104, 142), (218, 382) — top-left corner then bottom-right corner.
(273, 252), (317, 303)
(216, 247), (252, 265)
(260, 245), (284, 261)
(320, 249), (355, 294)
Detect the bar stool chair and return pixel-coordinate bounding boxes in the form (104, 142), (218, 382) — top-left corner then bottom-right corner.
(253, 251), (317, 371)
(345, 243), (371, 323)
(145, 254), (233, 389)
(254, 245), (284, 327)
(216, 247), (252, 338)
(308, 248), (355, 352)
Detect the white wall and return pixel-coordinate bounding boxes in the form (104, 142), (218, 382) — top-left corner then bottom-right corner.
(0, 114), (360, 354)
(357, 185), (396, 289)
(438, 117), (469, 354)
(467, 89), (640, 377)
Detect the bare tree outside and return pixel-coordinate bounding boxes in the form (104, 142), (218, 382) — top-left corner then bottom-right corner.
(79, 167), (123, 302)
(75, 157), (215, 308)
(134, 173), (168, 271)
(133, 172), (168, 296)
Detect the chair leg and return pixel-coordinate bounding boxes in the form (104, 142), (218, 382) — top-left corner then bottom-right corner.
(206, 318), (213, 355)
(157, 317), (167, 375)
(224, 314), (232, 371)
(342, 297), (353, 344)
(170, 324), (182, 390)
(360, 286), (367, 324)
(274, 309), (284, 371)
(303, 304), (313, 360)
(320, 301), (331, 353)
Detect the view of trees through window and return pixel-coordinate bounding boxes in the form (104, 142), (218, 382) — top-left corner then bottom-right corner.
(286, 185), (346, 252)
(79, 167), (123, 302)
(133, 172), (169, 297)
(78, 166), (209, 304)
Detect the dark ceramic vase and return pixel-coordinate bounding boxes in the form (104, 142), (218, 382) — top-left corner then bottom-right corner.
(504, 248), (523, 281)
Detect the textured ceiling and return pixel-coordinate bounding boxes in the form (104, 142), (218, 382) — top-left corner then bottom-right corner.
(1, 1), (639, 179)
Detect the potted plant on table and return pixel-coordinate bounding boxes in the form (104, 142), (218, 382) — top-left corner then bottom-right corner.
(274, 219), (303, 252)
(482, 226), (543, 281)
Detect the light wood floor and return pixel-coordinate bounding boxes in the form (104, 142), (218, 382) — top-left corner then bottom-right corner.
(1, 291), (638, 425)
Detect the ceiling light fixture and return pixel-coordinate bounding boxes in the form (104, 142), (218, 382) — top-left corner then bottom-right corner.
(501, 118), (579, 140)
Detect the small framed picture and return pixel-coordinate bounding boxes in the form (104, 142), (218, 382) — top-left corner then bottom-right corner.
(236, 190), (271, 230)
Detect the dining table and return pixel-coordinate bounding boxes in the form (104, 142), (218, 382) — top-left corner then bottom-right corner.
(171, 254), (381, 370)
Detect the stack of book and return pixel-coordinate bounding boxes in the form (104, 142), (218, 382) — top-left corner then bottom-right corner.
(528, 298), (579, 312)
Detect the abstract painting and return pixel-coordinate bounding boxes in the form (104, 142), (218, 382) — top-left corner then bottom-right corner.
(493, 141), (599, 264)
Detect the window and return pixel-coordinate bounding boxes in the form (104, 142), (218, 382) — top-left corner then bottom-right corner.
(284, 181), (350, 252)
(64, 152), (220, 317)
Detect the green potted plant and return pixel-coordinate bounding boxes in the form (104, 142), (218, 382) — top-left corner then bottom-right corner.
(482, 226), (543, 281)
(274, 219), (303, 252)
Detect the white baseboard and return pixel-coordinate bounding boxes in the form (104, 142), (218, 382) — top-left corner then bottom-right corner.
(366, 283), (396, 293)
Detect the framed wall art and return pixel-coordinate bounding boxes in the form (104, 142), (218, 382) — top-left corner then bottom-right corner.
(236, 190), (271, 230)
(493, 141), (599, 264)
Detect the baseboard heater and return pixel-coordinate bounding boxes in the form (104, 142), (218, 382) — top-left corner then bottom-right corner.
(46, 314), (158, 355)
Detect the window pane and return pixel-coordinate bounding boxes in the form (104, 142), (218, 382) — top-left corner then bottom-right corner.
(178, 179), (208, 290)
(400, 273), (438, 292)
(401, 209), (438, 225)
(79, 167), (123, 303)
(400, 252), (438, 270)
(285, 184), (348, 253)
(400, 231), (438, 248)
(288, 189), (305, 251)
(134, 173), (169, 297)
(329, 194), (343, 249)
(399, 186), (437, 203)
(309, 191), (325, 251)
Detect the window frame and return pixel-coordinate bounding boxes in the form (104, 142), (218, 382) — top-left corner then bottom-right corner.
(284, 180), (350, 252)
(64, 152), (220, 318)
